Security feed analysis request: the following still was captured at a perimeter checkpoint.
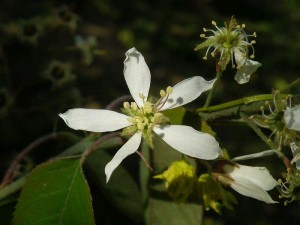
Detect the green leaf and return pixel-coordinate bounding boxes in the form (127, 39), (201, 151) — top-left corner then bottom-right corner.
(13, 157), (95, 225)
(84, 148), (144, 223)
(152, 134), (182, 173)
(146, 198), (203, 225)
(163, 107), (186, 125)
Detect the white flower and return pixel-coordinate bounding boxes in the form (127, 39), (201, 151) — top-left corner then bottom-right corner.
(215, 162), (278, 204)
(284, 104), (300, 131)
(195, 17), (261, 84)
(59, 47), (221, 182)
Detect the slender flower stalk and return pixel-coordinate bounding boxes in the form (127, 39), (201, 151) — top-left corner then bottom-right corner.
(60, 48), (221, 182)
(204, 71), (222, 107)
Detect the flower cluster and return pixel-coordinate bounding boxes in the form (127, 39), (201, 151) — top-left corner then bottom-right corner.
(195, 17), (261, 84)
(252, 94), (300, 149)
(60, 48), (221, 182)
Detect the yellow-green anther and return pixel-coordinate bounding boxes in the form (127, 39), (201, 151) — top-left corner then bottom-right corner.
(137, 122), (145, 130)
(123, 102), (130, 109)
(131, 102), (138, 111)
(127, 117), (136, 124)
(143, 102), (153, 114)
(160, 89), (166, 97)
(166, 86), (173, 94)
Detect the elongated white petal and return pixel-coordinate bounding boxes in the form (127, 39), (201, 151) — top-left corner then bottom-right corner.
(230, 177), (278, 204)
(232, 150), (278, 161)
(59, 109), (131, 132)
(284, 105), (300, 131)
(234, 59), (261, 84)
(105, 132), (142, 182)
(153, 125), (221, 159)
(228, 164), (278, 191)
(159, 76), (216, 111)
(124, 48), (151, 108)
(290, 142), (300, 170)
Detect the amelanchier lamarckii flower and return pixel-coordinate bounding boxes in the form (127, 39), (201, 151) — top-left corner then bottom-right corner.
(213, 161), (278, 204)
(195, 17), (261, 84)
(59, 48), (221, 182)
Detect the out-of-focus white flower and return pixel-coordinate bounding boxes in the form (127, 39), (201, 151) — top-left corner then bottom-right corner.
(195, 17), (261, 84)
(60, 47), (221, 182)
(213, 161), (278, 204)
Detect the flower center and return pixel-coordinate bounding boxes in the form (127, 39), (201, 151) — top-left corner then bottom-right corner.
(195, 17), (257, 70)
(121, 86), (172, 148)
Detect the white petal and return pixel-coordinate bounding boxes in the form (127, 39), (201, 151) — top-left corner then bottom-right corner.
(153, 125), (221, 159)
(159, 76), (216, 111)
(232, 150), (278, 161)
(59, 109), (131, 132)
(230, 177), (278, 204)
(105, 132), (142, 182)
(284, 105), (300, 131)
(290, 142), (300, 170)
(234, 59), (261, 84)
(124, 47), (151, 108)
(227, 164), (278, 191)
(234, 49), (246, 68)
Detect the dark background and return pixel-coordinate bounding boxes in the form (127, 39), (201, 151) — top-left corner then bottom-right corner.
(1, 0), (300, 224)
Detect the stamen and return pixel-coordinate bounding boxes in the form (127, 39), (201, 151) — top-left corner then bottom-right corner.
(268, 104), (275, 115)
(251, 117), (270, 128)
(123, 102), (130, 109)
(203, 45), (214, 60)
(273, 91), (280, 112)
(211, 20), (224, 35)
(131, 102), (138, 111)
(260, 106), (273, 119)
(160, 90), (166, 97)
(139, 93), (146, 100)
(166, 86), (173, 94)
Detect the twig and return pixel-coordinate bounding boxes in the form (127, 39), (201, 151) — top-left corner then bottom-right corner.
(0, 177), (26, 201)
(1, 133), (58, 188)
(105, 95), (133, 110)
(80, 132), (122, 164)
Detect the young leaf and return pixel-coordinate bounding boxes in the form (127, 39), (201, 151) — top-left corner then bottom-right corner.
(13, 157), (95, 225)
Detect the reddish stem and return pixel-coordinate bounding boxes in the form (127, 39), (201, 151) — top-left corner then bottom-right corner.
(1, 133), (58, 188)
